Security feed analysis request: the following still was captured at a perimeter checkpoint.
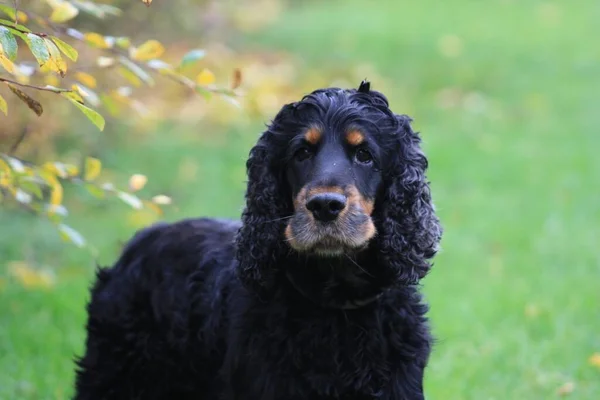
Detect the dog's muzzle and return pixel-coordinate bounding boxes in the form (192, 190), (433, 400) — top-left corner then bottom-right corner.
(285, 186), (376, 256)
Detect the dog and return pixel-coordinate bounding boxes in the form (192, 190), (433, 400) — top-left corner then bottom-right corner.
(74, 81), (442, 399)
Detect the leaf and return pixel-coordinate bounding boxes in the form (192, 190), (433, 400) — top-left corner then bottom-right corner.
(51, 36), (78, 61)
(46, 204), (68, 217)
(152, 194), (172, 205)
(119, 56), (154, 86)
(43, 37), (67, 77)
(83, 157), (102, 181)
(128, 174), (147, 192)
(39, 170), (63, 208)
(42, 161), (68, 178)
(0, 93), (6, 114)
(0, 5), (17, 20)
(66, 28), (84, 40)
(84, 183), (105, 199)
(8, 261), (56, 289)
(180, 49), (206, 68)
(75, 2), (121, 18)
(0, 6), (28, 23)
(0, 26), (17, 60)
(96, 56), (115, 67)
(6, 84), (43, 116)
(116, 36), (131, 49)
(117, 191), (143, 210)
(5, 156), (25, 173)
(231, 68), (242, 90)
(131, 39), (164, 61)
(143, 200), (163, 216)
(44, 73), (60, 87)
(50, 2), (79, 23)
(62, 94), (105, 131)
(58, 224), (86, 247)
(589, 353), (600, 368)
(0, 19), (30, 33)
(14, 188), (32, 204)
(0, 158), (12, 188)
(196, 68), (216, 86)
(84, 32), (110, 49)
(18, 178), (43, 199)
(72, 84), (100, 107)
(73, 71), (96, 89)
(556, 381), (575, 396)
(25, 34), (50, 68)
(142, 0), (152, 7)
(118, 66), (142, 87)
(0, 53), (16, 74)
(62, 89), (84, 104)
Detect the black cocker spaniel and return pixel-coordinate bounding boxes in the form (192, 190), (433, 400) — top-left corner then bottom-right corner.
(74, 81), (442, 400)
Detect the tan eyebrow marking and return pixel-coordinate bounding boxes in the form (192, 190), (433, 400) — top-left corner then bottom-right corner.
(346, 130), (365, 146)
(304, 127), (322, 145)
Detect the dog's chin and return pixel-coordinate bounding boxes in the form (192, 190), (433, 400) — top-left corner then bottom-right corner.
(291, 236), (370, 257)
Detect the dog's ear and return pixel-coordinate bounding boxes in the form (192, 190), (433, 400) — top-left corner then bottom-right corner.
(376, 115), (442, 284)
(235, 132), (291, 296)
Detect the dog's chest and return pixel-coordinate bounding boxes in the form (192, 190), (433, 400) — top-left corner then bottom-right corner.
(230, 307), (397, 399)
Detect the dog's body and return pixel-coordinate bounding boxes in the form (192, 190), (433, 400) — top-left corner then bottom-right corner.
(75, 83), (441, 400)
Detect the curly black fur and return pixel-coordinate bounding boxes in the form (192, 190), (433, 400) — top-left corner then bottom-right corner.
(74, 83), (442, 400)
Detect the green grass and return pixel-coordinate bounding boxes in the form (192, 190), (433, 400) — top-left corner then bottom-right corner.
(1, 0), (599, 398)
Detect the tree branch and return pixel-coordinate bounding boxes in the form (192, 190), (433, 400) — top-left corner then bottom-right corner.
(9, 124), (30, 155)
(0, 77), (72, 93)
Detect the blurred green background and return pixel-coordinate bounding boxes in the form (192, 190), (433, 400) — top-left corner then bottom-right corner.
(1, 0), (599, 398)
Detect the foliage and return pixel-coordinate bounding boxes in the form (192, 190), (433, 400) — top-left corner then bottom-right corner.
(0, 0), (240, 248)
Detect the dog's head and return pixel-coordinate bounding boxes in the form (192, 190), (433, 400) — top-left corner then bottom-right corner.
(236, 81), (442, 293)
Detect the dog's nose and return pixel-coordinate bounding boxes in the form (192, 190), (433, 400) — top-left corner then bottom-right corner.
(306, 193), (347, 222)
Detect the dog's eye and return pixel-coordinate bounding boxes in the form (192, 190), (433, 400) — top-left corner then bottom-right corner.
(355, 148), (373, 164)
(294, 147), (312, 162)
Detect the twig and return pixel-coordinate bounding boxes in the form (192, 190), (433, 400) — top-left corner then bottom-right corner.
(0, 77), (72, 93)
(9, 124), (30, 155)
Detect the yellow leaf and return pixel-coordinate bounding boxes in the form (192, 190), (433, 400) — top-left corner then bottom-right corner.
(0, 53), (16, 74)
(196, 68), (215, 86)
(42, 161), (67, 178)
(50, 2), (79, 23)
(16, 11), (28, 23)
(44, 37), (67, 76)
(589, 353), (600, 368)
(44, 74), (60, 87)
(118, 65), (142, 87)
(0, 93), (6, 114)
(0, 158), (12, 187)
(64, 164), (79, 177)
(66, 86), (85, 103)
(84, 157), (102, 181)
(152, 194), (172, 205)
(75, 71), (97, 89)
(127, 208), (158, 228)
(128, 174), (147, 192)
(8, 261), (55, 289)
(42, 171), (63, 208)
(143, 200), (163, 216)
(556, 382), (575, 396)
(131, 40), (165, 61)
(84, 32), (110, 49)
